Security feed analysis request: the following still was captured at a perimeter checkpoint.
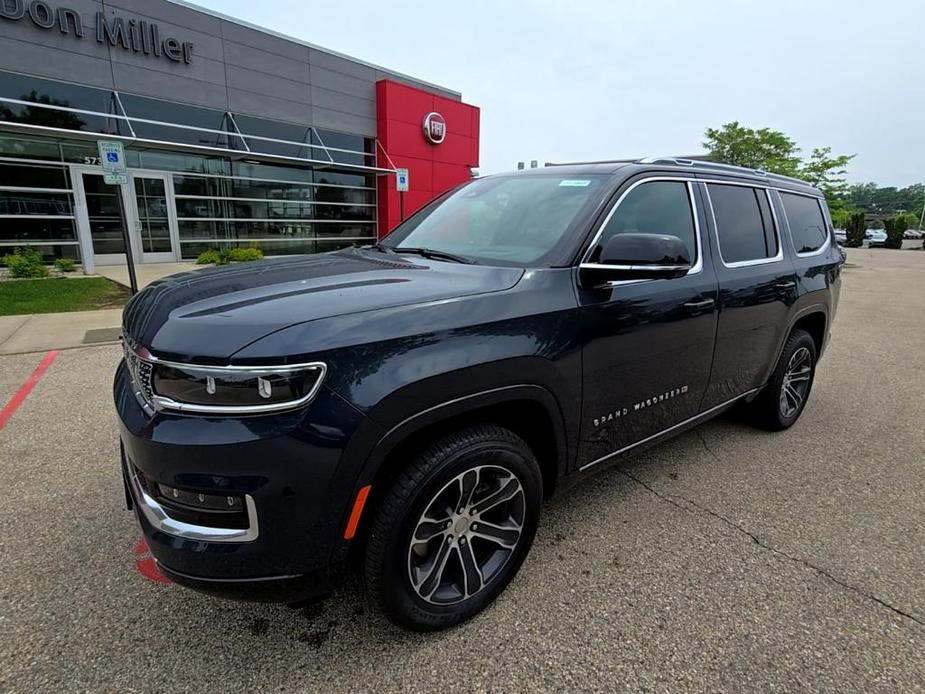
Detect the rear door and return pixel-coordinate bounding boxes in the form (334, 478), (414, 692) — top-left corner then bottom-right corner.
(700, 179), (798, 409)
(576, 177), (719, 470)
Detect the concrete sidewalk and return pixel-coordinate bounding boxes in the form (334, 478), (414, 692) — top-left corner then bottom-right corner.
(0, 308), (123, 355)
(94, 262), (197, 289)
(0, 263), (201, 354)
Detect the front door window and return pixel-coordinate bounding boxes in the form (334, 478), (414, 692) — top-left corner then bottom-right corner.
(82, 173), (127, 258)
(133, 177), (172, 256)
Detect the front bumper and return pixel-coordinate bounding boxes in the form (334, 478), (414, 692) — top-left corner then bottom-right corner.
(115, 361), (377, 603)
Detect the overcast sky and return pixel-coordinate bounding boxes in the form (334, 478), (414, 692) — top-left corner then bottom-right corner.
(198, 0), (922, 187)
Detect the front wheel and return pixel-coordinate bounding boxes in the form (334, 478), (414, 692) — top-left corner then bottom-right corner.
(750, 329), (817, 430)
(363, 425), (542, 631)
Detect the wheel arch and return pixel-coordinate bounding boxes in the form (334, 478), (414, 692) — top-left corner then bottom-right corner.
(762, 304), (829, 387)
(340, 385), (568, 561)
(790, 310), (827, 357)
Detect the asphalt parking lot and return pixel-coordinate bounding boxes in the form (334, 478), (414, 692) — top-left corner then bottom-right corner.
(1, 247), (923, 693)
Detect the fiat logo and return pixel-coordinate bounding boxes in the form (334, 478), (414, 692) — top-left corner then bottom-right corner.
(423, 112), (446, 144)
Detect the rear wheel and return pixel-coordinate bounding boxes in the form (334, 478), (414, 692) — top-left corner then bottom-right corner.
(363, 425), (542, 631)
(750, 329), (817, 430)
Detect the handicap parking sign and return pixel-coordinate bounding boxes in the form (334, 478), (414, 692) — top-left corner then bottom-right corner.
(396, 168), (409, 192)
(97, 141), (126, 175)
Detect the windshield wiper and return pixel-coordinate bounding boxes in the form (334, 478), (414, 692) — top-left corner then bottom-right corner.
(392, 247), (475, 264)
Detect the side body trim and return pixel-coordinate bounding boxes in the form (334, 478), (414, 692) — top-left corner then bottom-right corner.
(579, 389), (759, 472)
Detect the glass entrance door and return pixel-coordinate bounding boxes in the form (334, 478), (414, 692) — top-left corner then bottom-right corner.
(78, 171), (133, 267)
(130, 174), (177, 262)
(73, 168), (179, 267)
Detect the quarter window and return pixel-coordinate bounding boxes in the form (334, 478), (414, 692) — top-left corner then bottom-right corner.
(780, 192), (828, 254)
(590, 181), (696, 264)
(708, 184), (778, 264)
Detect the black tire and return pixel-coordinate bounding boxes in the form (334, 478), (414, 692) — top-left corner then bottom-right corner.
(750, 329), (817, 431)
(364, 424), (542, 631)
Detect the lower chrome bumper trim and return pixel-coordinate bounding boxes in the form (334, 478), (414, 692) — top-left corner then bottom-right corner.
(126, 463), (259, 543)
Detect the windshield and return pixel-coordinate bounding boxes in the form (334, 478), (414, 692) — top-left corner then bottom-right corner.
(383, 174), (606, 266)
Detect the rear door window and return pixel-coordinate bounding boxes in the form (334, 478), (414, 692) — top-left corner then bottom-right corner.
(780, 192), (828, 254)
(708, 184), (778, 264)
(590, 181), (697, 264)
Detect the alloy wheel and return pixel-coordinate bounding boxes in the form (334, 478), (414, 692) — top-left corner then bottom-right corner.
(407, 465), (525, 606)
(780, 346), (812, 418)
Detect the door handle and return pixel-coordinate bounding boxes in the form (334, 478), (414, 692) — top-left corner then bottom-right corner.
(775, 281), (796, 290)
(683, 298), (715, 314)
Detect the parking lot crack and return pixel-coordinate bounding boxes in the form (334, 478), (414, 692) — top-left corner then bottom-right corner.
(618, 469), (925, 630)
(695, 429), (717, 458)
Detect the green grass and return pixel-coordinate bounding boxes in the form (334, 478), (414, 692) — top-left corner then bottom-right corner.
(0, 277), (131, 316)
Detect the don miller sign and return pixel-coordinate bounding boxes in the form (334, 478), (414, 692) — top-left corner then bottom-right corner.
(1, 1), (195, 64)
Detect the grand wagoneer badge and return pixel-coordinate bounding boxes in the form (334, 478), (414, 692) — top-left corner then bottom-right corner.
(593, 385), (689, 427)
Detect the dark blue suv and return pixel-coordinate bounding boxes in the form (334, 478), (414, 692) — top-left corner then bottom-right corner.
(115, 158), (842, 630)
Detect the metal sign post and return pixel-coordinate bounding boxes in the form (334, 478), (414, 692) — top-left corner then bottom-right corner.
(97, 140), (138, 294)
(396, 168), (409, 222)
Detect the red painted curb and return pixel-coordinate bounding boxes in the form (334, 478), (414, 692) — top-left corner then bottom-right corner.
(134, 538), (172, 585)
(0, 350), (59, 431)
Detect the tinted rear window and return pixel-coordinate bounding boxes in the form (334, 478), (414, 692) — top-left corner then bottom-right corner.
(708, 184), (778, 264)
(780, 192), (828, 253)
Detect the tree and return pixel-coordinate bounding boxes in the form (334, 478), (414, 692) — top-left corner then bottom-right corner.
(882, 215), (908, 249)
(846, 182), (925, 224)
(703, 122), (854, 204)
(800, 146), (854, 203)
(845, 212), (866, 248)
(703, 121), (801, 176)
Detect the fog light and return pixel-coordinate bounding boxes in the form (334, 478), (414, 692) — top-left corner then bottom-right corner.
(157, 483), (244, 512)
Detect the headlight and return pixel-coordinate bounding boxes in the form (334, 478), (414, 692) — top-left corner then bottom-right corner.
(125, 344), (326, 415)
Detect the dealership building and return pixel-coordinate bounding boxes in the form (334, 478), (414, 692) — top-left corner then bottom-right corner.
(0, 0), (480, 271)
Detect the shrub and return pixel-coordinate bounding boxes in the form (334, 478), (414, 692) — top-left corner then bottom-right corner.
(229, 246), (264, 262)
(882, 215), (908, 249)
(54, 258), (76, 272)
(196, 249), (222, 265)
(845, 212), (866, 248)
(2, 247), (49, 278)
(197, 246), (264, 265)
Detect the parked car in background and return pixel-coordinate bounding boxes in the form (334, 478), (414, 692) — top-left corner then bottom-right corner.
(834, 229), (847, 244)
(115, 158), (843, 631)
(865, 229), (888, 247)
(903, 229), (923, 240)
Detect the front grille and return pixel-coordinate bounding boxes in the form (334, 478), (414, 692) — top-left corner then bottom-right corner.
(124, 342), (155, 404)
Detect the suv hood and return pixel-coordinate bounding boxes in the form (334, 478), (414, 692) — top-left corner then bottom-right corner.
(122, 249), (524, 361)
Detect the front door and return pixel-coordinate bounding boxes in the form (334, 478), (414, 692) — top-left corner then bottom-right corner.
(129, 174), (177, 263)
(73, 168), (178, 267)
(576, 178), (720, 470)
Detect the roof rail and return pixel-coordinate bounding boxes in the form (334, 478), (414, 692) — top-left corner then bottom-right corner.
(544, 158), (639, 167)
(639, 156), (814, 187)
(543, 156), (815, 188)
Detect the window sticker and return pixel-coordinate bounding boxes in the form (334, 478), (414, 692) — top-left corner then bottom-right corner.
(559, 179), (592, 187)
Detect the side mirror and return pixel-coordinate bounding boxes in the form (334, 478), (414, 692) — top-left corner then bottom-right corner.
(579, 233), (692, 286)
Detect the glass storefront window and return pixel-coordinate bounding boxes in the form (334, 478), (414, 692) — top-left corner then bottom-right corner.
(119, 94), (238, 149)
(0, 218), (77, 243)
(313, 129), (375, 167)
(0, 162), (70, 188)
(0, 110), (379, 260)
(0, 70), (130, 136)
(0, 133), (62, 161)
(232, 115), (315, 159)
(0, 192), (72, 215)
